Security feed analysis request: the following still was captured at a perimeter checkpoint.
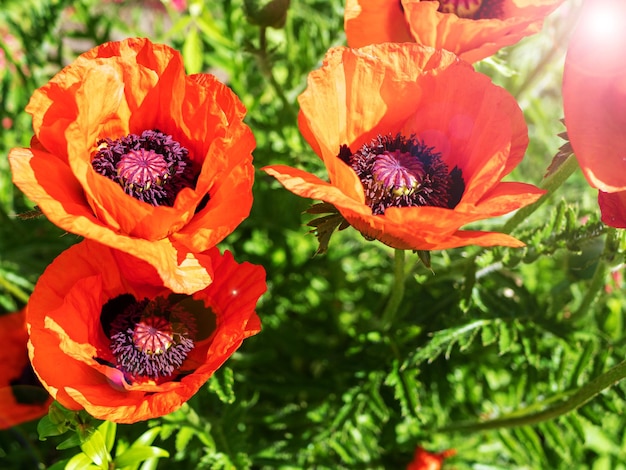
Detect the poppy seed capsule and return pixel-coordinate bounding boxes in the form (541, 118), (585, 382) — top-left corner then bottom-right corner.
(92, 129), (196, 207)
(106, 295), (196, 381)
(339, 133), (465, 215)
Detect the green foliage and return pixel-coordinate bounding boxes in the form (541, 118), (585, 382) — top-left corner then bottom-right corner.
(3, 0), (626, 469)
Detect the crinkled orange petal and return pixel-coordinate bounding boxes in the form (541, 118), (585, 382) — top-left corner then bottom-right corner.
(345, 0), (564, 63)
(599, 190), (626, 228)
(263, 164), (539, 250)
(563, 0), (626, 192)
(9, 145), (213, 294)
(27, 240), (265, 423)
(344, 0), (413, 48)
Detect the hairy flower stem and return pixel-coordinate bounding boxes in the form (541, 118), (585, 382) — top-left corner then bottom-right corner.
(381, 249), (406, 330)
(502, 153), (579, 234)
(436, 357), (626, 434)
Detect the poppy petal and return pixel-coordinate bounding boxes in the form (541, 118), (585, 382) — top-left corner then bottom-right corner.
(562, 0), (626, 192)
(598, 190), (626, 229)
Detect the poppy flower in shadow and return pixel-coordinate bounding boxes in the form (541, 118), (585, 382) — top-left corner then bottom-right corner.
(9, 38), (255, 293)
(0, 309), (52, 429)
(407, 446), (456, 470)
(27, 240), (265, 424)
(344, 0), (564, 63)
(562, 0), (626, 227)
(263, 44), (544, 252)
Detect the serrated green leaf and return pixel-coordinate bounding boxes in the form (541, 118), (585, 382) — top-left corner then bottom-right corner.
(114, 446), (169, 468)
(497, 321), (513, 355)
(175, 426), (195, 454)
(481, 322), (497, 346)
(567, 341), (596, 389)
(208, 366), (236, 404)
(401, 320), (490, 369)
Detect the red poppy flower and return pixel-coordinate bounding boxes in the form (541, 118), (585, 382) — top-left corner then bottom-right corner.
(9, 38), (255, 294)
(344, 0), (564, 63)
(0, 309), (52, 429)
(562, 0), (626, 227)
(26, 240), (265, 424)
(263, 44), (544, 251)
(407, 446), (456, 470)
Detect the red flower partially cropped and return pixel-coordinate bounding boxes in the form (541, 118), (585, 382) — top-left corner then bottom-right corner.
(562, 0), (626, 227)
(407, 446), (456, 470)
(27, 240), (265, 424)
(0, 310), (52, 429)
(263, 44), (544, 251)
(9, 38), (255, 293)
(344, 0), (564, 63)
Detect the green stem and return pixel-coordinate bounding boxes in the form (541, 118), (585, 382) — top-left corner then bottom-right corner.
(502, 153), (579, 235)
(381, 249), (406, 329)
(436, 358), (626, 433)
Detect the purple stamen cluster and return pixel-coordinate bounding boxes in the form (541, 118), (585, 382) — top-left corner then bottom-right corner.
(104, 295), (196, 380)
(339, 133), (464, 215)
(92, 129), (196, 206)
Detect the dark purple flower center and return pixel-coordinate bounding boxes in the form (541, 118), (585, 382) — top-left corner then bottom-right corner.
(436, 0), (503, 19)
(100, 294), (196, 381)
(91, 129), (196, 207)
(339, 133), (464, 215)
(9, 362), (49, 405)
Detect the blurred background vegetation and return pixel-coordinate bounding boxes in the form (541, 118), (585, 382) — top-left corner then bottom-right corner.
(3, 0), (626, 468)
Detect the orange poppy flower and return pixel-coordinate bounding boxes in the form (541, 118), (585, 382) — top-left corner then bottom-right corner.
(9, 38), (255, 294)
(407, 446), (456, 470)
(344, 0), (564, 63)
(562, 0), (626, 227)
(27, 240), (265, 424)
(0, 309), (52, 429)
(263, 44), (544, 251)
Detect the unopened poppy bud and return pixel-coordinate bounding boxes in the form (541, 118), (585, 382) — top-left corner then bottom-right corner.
(244, 0), (290, 28)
